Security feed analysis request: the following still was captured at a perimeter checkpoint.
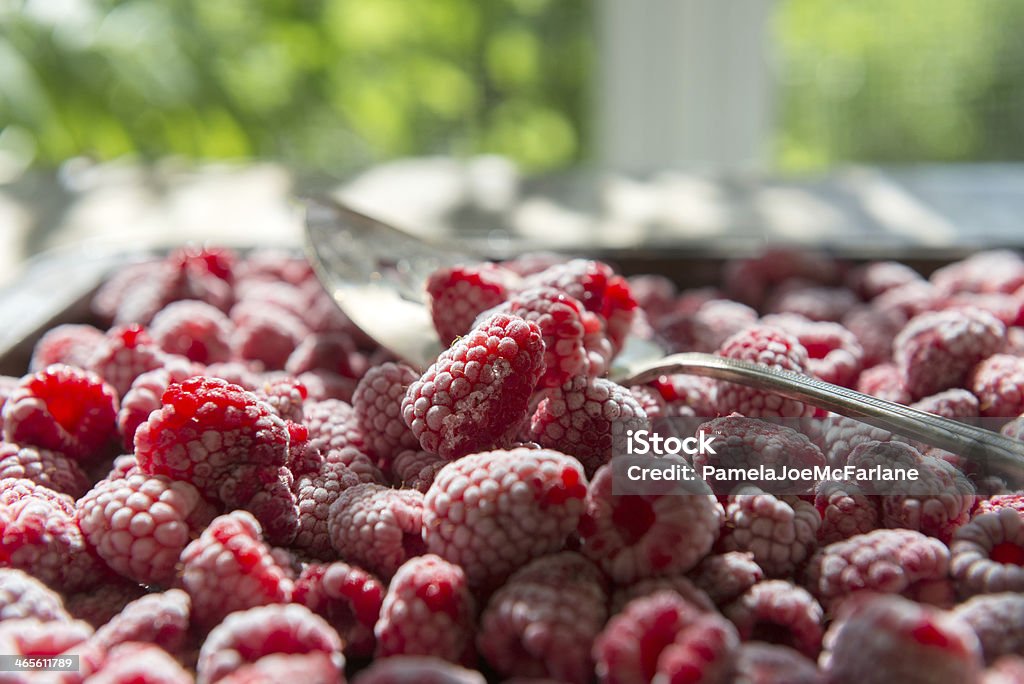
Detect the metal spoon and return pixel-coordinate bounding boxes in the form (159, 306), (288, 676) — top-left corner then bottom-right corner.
(302, 195), (1024, 486)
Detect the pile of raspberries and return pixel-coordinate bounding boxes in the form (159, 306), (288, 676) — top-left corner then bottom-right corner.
(1, 244), (1024, 682)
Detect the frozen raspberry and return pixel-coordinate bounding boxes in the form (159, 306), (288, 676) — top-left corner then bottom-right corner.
(293, 561), (385, 658)
(578, 463), (722, 582)
(724, 250), (839, 308)
(628, 274), (677, 323)
(806, 529), (950, 609)
(971, 354), (1024, 417)
(609, 574), (715, 614)
(214, 652), (343, 684)
(84, 642), (193, 684)
(352, 362), (420, 463)
(391, 449), (446, 492)
(945, 293), (1024, 328)
(423, 448), (586, 587)
(328, 483), (425, 578)
(975, 493), (1024, 518)
(954, 593), (1024, 665)
(0, 616), (93, 664)
(76, 470), (216, 585)
(149, 300), (234, 365)
(0, 568), (71, 623)
(87, 325), (171, 397)
(765, 282), (859, 323)
(352, 656), (486, 684)
(374, 554), (474, 661)
(477, 552), (607, 683)
(722, 488), (819, 578)
(733, 642), (823, 684)
(649, 374), (716, 416)
(814, 479), (879, 544)
(30, 324), (105, 372)
(842, 305), (905, 366)
(529, 376), (649, 476)
(724, 580), (824, 658)
(402, 313), (545, 460)
(911, 387), (980, 419)
(204, 361), (261, 390)
(63, 579), (147, 628)
(694, 416), (826, 495)
(324, 445), (385, 485)
(855, 362), (912, 403)
(285, 332), (367, 380)
(216, 464), (299, 546)
(179, 511), (293, 627)
(932, 250), (1024, 295)
(231, 301), (310, 371)
(298, 369), (357, 403)
(293, 460), (361, 559)
(593, 590), (738, 684)
(688, 551), (765, 607)
(628, 385), (668, 420)
(117, 362), (201, 452)
(0, 442), (89, 498)
(2, 365), (118, 461)
(134, 376), (290, 502)
(874, 280), (942, 320)
(951, 509), (1024, 597)
(761, 314), (864, 387)
(427, 263), (515, 345)
(305, 399), (368, 454)
(878, 455), (976, 543)
(713, 326), (815, 418)
(657, 299), (758, 354)
(196, 603), (344, 684)
(251, 374), (307, 424)
(847, 260), (924, 300)
(894, 309), (1005, 399)
(89, 590), (190, 657)
(815, 416), (894, 468)
(821, 593), (982, 684)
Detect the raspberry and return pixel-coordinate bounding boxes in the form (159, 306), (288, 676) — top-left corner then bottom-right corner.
(657, 299), (758, 354)
(649, 374), (716, 416)
(733, 642), (822, 684)
(352, 656), (486, 684)
(766, 283), (859, 323)
(30, 324), (105, 372)
(842, 305), (905, 366)
(806, 529), (950, 609)
(951, 509), (1024, 597)
(847, 260), (924, 300)
(134, 376), (291, 502)
(971, 354), (1024, 417)
(910, 388), (980, 418)
(90, 590), (191, 657)
(427, 263), (515, 345)
(297, 370), (357, 403)
(945, 293), (1024, 328)
(0, 568), (71, 623)
(216, 464), (300, 547)
(390, 448), (446, 493)
(374, 554), (474, 662)
(422, 448), (587, 587)
(628, 385), (668, 420)
(592, 590), (738, 684)
(2, 365), (118, 461)
(931, 250), (1024, 295)
(305, 399), (368, 454)
(252, 375), (307, 423)
(628, 274), (677, 323)
(694, 416), (826, 496)
(84, 642), (193, 684)
(231, 301), (310, 371)
(150, 300), (234, 365)
(723, 250), (839, 308)
(0, 617), (93, 664)
(954, 593), (1024, 665)
(688, 551), (765, 606)
(76, 470), (217, 585)
(975, 494), (1024, 518)
(815, 417), (893, 468)
(761, 314), (864, 387)
(204, 362), (261, 390)
(721, 488), (820, 578)
(328, 483), (425, 578)
(179, 511), (293, 627)
(352, 362), (420, 464)
(874, 280), (942, 320)
(814, 479), (880, 544)
(63, 579), (147, 628)
(529, 376), (649, 476)
(609, 575), (716, 614)
(88, 325), (170, 397)
(577, 463), (722, 582)
(402, 313), (545, 460)
(877, 455), (976, 543)
(117, 361), (201, 450)
(724, 580), (824, 658)
(983, 656), (1024, 684)
(293, 561), (385, 658)
(294, 460), (361, 560)
(477, 552), (607, 683)
(855, 363), (912, 403)
(215, 652), (343, 684)
(712, 326), (815, 418)
(0, 442), (89, 498)
(196, 604), (344, 684)
(285, 332), (367, 380)
(821, 593), (982, 684)
(894, 309), (1005, 399)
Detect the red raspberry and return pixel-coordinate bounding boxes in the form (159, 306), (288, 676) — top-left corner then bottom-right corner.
(293, 460), (360, 559)
(304, 399), (368, 454)
(0, 442), (89, 498)
(761, 314), (864, 387)
(179, 511), (293, 627)
(427, 263), (515, 345)
(688, 551), (765, 607)
(657, 299), (758, 354)
(894, 309), (1005, 399)
(911, 388), (980, 418)
(2, 365), (118, 461)
(855, 362), (912, 403)
(931, 250), (1024, 295)
(954, 593), (1024, 665)
(951, 509), (1024, 597)
(806, 529), (950, 609)
(374, 554), (474, 662)
(285, 332), (368, 380)
(293, 561), (385, 658)
(76, 470), (216, 585)
(231, 301), (310, 371)
(251, 375), (307, 424)
(390, 448), (446, 493)
(765, 283), (859, 323)
(628, 274), (677, 324)
(150, 300), (234, 364)
(577, 463), (722, 582)
(402, 313), (545, 460)
(814, 479), (880, 544)
(712, 326), (815, 418)
(328, 483), (425, 578)
(975, 493), (1024, 518)
(971, 354), (1024, 417)
(63, 579), (147, 628)
(529, 376), (649, 476)
(724, 580), (824, 658)
(89, 590), (191, 657)
(877, 455), (976, 543)
(30, 324), (105, 372)
(842, 305), (905, 366)
(134, 376), (291, 502)
(116, 359), (200, 450)
(733, 642), (823, 684)
(821, 593), (982, 684)
(88, 325), (171, 397)
(352, 656), (486, 684)
(649, 374), (716, 416)
(815, 416), (893, 468)
(628, 384), (668, 420)
(352, 362), (420, 463)
(609, 574), (716, 614)
(216, 464), (299, 546)
(477, 552), (608, 683)
(722, 488), (819, 578)
(196, 603), (344, 684)
(0, 567), (72, 623)
(422, 448), (587, 587)
(847, 260), (924, 300)
(84, 642), (193, 684)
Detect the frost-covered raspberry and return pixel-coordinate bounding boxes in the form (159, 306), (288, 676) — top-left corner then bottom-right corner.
(842, 304), (905, 367)
(0, 617), (93, 668)
(293, 460), (361, 559)
(713, 326), (815, 418)
(628, 274), (677, 323)
(894, 309), (1005, 399)
(352, 656), (486, 684)
(951, 509), (1024, 597)
(954, 593), (1024, 665)
(931, 250), (1024, 295)
(529, 376), (649, 476)
(658, 299), (758, 354)
(477, 552), (607, 683)
(196, 603), (344, 684)
(577, 463), (722, 583)
(216, 464), (299, 547)
(722, 488), (819, 578)
(253, 374), (307, 423)
(766, 283), (859, 323)
(230, 301), (310, 370)
(422, 448), (587, 587)
(877, 455), (975, 543)
(609, 574), (715, 614)
(293, 561), (385, 658)
(116, 360), (200, 451)
(2, 365), (118, 461)
(855, 363), (912, 403)
(84, 642), (193, 684)
(427, 263), (515, 345)
(971, 354), (1024, 418)
(761, 314), (864, 387)
(815, 417), (893, 468)
(733, 642), (823, 684)
(150, 299), (234, 364)
(0, 568), (71, 623)
(0, 442), (89, 498)
(628, 384), (668, 421)
(806, 529), (950, 609)
(328, 483), (425, 578)
(30, 324), (105, 372)
(352, 362), (420, 463)
(179, 511), (293, 627)
(285, 332), (368, 380)
(724, 580), (824, 658)
(391, 449), (447, 493)
(374, 554), (474, 662)
(821, 593), (983, 684)
(402, 313), (545, 460)
(814, 479), (880, 544)
(911, 388), (980, 419)
(76, 470), (216, 585)
(874, 280), (942, 320)
(974, 493), (1024, 518)
(305, 399), (367, 453)
(89, 590), (191, 658)
(87, 325), (171, 397)
(847, 260), (924, 300)
(945, 293), (1024, 328)
(649, 373), (716, 417)
(688, 551), (765, 607)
